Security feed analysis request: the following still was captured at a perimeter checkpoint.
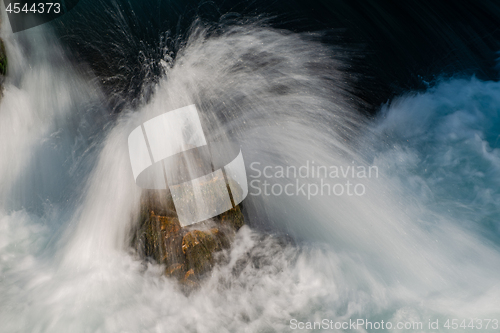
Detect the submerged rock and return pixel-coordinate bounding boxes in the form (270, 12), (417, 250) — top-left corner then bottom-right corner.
(133, 188), (245, 285)
(0, 39), (5, 75)
(0, 37), (6, 96)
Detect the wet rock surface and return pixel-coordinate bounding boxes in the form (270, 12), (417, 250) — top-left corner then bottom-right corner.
(133, 189), (245, 286)
(0, 37), (6, 95)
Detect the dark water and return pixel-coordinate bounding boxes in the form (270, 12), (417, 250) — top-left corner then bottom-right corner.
(52, 0), (500, 113)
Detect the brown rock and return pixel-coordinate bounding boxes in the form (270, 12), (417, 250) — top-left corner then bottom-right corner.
(182, 228), (230, 276)
(132, 188), (245, 285)
(0, 37), (6, 96)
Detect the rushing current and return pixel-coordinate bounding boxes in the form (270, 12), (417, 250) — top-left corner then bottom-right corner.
(1, 4), (500, 333)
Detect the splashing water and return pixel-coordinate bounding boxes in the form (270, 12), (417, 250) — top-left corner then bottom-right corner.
(1, 12), (500, 333)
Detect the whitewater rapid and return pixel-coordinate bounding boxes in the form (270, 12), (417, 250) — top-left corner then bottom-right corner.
(1, 12), (500, 333)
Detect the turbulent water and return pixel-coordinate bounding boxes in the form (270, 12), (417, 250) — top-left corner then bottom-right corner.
(1, 7), (500, 333)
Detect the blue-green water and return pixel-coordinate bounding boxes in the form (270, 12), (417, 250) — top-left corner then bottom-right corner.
(375, 78), (500, 242)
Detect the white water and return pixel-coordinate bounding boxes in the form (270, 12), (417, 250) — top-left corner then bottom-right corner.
(1, 14), (500, 333)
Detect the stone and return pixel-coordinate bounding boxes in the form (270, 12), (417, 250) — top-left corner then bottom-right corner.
(0, 37), (6, 96)
(132, 188), (245, 285)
